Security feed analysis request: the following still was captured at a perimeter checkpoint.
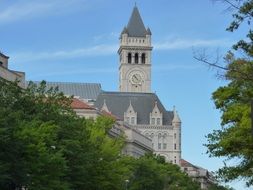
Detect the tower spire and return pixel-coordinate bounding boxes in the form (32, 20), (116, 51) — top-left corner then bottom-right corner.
(126, 6), (148, 37)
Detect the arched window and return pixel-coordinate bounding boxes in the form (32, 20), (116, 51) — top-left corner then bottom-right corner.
(141, 53), (145, 64)
(128, 53), (132, 63)
(134, 53), (138, 64)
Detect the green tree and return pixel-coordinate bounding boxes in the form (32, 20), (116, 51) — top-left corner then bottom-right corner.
(200, 0), (253, 187)
(205, 58), (253, 186)
(128, 154), (201, 190)
(0, 79), (128, 190)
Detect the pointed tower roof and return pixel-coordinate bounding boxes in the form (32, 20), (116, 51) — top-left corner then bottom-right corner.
(126, 6), (148, 37)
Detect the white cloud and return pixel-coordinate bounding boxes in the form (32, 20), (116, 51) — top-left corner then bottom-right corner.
(93, 32), (119, 43)
(154, 38), (233, 50)
(29, 67), (116, 78)
(10, 44), (118, 63)
(154, 64), (202, 71)
(0, 0), (87, 24)
(9, 38), (233, 63)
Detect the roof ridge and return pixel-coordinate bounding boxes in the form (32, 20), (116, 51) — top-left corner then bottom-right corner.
(101, 91), (155, 95)
(29, 81), (101, 86)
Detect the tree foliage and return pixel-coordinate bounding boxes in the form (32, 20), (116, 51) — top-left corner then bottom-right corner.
(0, 79), (125, 190)
(0, 79), (203, 190)
(201, 0), (253, 187)
(128, 154), (201, 190)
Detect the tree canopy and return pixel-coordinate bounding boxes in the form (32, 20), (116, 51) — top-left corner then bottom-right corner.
(0, 79), (126, 190)
(0, 79), (203, 190)
(202, 0), (253, 187)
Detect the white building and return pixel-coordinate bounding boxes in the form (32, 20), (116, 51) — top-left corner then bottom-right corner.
(94, 6), (182, 164)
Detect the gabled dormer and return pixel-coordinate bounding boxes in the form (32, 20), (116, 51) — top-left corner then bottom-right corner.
(124, 101), (137, 125)
(150, 101), (163, 125)
(101, 99), (110, 113)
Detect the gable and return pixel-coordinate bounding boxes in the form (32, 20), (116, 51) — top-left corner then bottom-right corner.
(95, 91), (173, 125)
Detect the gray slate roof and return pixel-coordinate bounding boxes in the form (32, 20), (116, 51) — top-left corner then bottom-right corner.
(95, 92), (173, 125)
(27, 81), (102, 100)
(125, 6), (149, 37)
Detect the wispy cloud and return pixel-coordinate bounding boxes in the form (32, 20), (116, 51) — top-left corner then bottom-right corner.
(0, 0), (87, 24)
(10, 38), (233, 63)
(29, 68), (116, 78)
(93, 32), (119, 43)
(154, 64), (202, 71)
(10, 44), (118, 63)
(154, 38), (233, 50)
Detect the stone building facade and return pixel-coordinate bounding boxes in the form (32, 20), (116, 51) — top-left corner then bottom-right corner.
(71, 97), (153, 158)
(0, 52), (25, 88)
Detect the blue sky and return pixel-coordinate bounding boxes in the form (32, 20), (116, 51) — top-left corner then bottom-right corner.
(0, 0), (249, 189)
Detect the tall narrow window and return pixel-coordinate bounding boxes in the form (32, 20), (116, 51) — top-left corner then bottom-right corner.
(128, 53), (132, 63)
(141, 53), (145, 64)
(158, 143), (161, 150)
(174, 143), (177, 150)
(151, 118), (155, 125)
(157, 118), (161, 125)
(134, 53), (138, 64)
(131, 117), (135, 124)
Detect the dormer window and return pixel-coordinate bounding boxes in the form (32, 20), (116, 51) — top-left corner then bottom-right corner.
(124, 101), (137, 125)
(131, 117), (135, 124)
(150, 101), (163, 125)
(157, 118), (161, 125)
(151, 118), (155, 125)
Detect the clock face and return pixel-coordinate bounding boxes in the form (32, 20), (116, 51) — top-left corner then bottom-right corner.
(131, 73), (142, 84)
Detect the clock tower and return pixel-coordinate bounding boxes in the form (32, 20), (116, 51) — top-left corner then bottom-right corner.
(118, 6), (152, 93)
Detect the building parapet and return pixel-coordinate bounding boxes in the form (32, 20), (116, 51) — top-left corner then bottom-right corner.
(0, 66), (25, 88)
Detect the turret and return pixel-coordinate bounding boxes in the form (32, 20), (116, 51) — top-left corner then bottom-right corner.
(172, 106), (181, 127)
